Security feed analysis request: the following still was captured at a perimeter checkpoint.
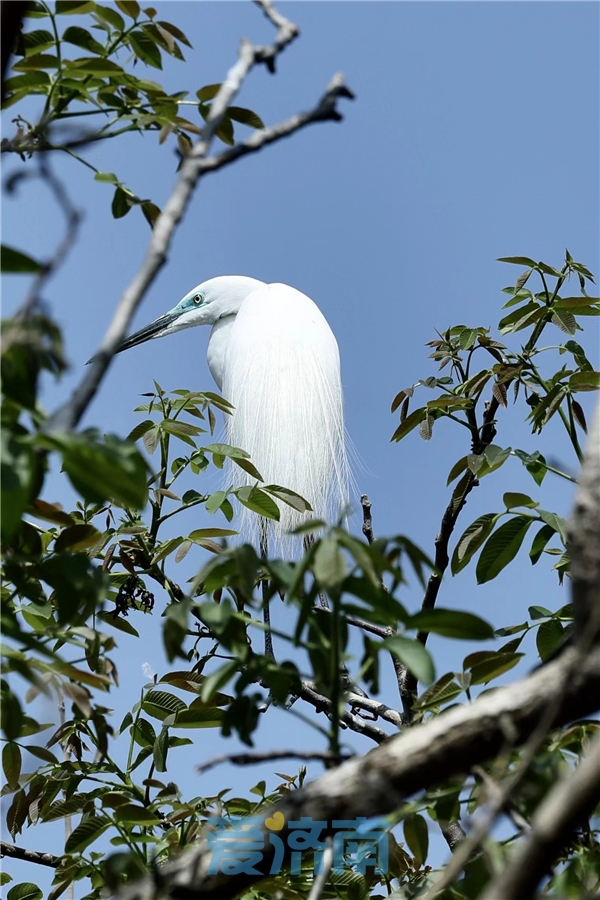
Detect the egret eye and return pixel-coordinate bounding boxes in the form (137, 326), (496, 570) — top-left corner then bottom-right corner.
(193, 294), (203, 305)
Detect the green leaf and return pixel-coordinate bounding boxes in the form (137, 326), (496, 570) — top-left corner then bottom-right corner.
(153, 728), (169, 772)
(22, 29), (55, 55)
(23, 744), (59, 764)
(97, 610), (139, 636)
(200, 660), (238, 703)
(409, 609), (495, 641)
(313, 536), (346, 589)
(468, 651), (523, 684)
(38, 431), (149, 509)
(391, 407), (427, 442)
(497, 256), (537, 267)
(62, 25), (105, 54)
(54, 524), (101, 552)
(43, 795), (88, 822)
(94, 171), (120, 184)
(529, 605), (552, 620)
(93, 6), (125, 30)
(55, 1), (96, 13)
(157, 20), (193, 47)
(227, 106), (264, 129)
(1, 246), (44, 274)
(188, 528), (237, 540)
(446, 456), (468, 486)
(3, 72), (51, 93)
(529, 524), (556, 564)
(263, 485), (312, 513)
(554, 296), (600, 315)
(2, 742), (21, 789)
(229, 456), (262, 480)
(142, 201), (161, 228)
(476, 515), (535, 584)
(451, 513), (498, 575)
(66, 57), (125, 74)
(7, 885), (43, 900)
(142, 426), (159, 455)
(126, 419), (155, 442)
(235, 486), (280, 521)
(115, 804), (161, 825)
(404, 814), (429, 866)
(513, 449), (547, 486)
(537, 510), (568, 544)
(383, 636), (435, 685)
(503, 492), (538, 509)
(12, 55), (60, 70)
(142, 689), (186, 721)
(568, 371), (600, 392)
(111, 186), (132, 218)
(174, 704), (224, 728)
(536, 618), (565, 661)
(551, 310), (578, 335)
(414, 673), (462, 711)
(129, 29), (162, 68)
(196, 83), (220, 102)
(115, 1), (140, 18)
(0, 873), (12, 886)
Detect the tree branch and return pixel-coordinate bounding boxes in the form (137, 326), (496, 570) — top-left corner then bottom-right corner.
(480, 728), (600, 900)
(568, 400), (600, 642)
(298, 681), (388, 744)
(9, 158), (82, 320)
(0, 840), (61, 868)
(197, 749), (352, 775)
(114, 643), (600, 899)
(401, 396), (500, 715)
(45, 4), (352, 433)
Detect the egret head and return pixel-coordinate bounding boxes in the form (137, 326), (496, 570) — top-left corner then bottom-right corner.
(116, 275), (265, 353)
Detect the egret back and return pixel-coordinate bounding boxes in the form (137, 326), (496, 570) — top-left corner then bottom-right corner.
(222, 283), (349, 555)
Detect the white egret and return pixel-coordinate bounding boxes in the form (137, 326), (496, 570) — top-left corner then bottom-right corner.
(118, 277), (350, 557)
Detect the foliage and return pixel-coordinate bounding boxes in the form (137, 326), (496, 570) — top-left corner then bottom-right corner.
(1, 0), (264, 228)
(2, 5), (600, 900)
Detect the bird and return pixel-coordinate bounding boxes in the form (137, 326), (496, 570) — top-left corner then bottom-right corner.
(116, 276), (350, 559)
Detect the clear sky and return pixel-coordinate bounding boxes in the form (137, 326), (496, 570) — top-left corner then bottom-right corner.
(3, 0), (599, 888)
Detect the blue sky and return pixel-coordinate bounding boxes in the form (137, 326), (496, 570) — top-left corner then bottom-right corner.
(3, 0), (599, 887)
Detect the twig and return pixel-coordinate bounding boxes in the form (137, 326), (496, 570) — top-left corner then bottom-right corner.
(45, 5), (352, 433)
(12, 158), (82, 320)
(401, 397), (500, 715)
(197, 748), (352, 775)
(0, 841), (61, 868)
(346, 692), (403, 729)
(299, 681), (388, 744)
(480, 728), (600, 900)
(361, 494), (374, 544)
(307, 836), (334, 900)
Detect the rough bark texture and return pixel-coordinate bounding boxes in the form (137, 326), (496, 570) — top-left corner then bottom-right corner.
(116, 645), (600, 900)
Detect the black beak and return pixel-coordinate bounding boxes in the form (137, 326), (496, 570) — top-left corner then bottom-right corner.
(86, 312), (180, 364)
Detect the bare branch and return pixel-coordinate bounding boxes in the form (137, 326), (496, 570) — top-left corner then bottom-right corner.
(197, 749), (352, 775)
(361, 494), (374, 544)
(298, 681), (388, 744)
(8, 158), (82, 320)
(480, 728), (600, 900)
(0, 841), (61, 868)
(44, 5), (352, 433)
(114, 644), (600, 900)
